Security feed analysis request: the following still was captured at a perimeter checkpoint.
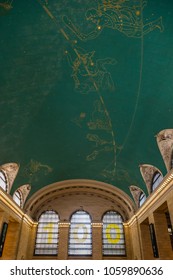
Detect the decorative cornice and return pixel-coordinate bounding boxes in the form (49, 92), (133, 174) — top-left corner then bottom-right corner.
(129, 185), (145, 208)
(0, 189), (36, 227)
(0, 162), (20, 193)
(139, 164), (163, 194)
(92, 222), (103, 227)
(156, 129), (173, 171)
(13, 184), (31, 209)
(59, 222), (70, 228)
(127, 169), (173, 226)
(25, 179), (136, 218)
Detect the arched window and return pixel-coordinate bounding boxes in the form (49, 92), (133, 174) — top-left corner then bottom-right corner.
(139, 192), (146, 207)
(151, 172), (163, 192)
(102, 211), (126, 256)
(13, 190), (22, 207)
(170, 150), (173, 169)
(0, 170), (7, 192)
(68, 210), (92, 256)
(34, 210), (59, 255)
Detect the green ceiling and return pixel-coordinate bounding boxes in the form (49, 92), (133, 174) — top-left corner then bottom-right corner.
(0, 0), (173, 198)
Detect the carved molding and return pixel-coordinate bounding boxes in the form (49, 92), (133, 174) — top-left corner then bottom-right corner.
(24, 179), (136, 221)
(139, 164), (163, 194)
(0, 162), (20, 193)
(129, 185), (145, 208)
(14, 184), (31, 208)
(156, 129), (173, 171)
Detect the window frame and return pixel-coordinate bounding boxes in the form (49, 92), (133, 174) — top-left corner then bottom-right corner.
(151, 172), (163, 192)
(139, 192), (146, 207)
(0, 170), (8, 192)
(102, 210), (126, 256)
(34, 210), (59, 256)
(13, 190), (22, 207)
(68, 210), (92, 256)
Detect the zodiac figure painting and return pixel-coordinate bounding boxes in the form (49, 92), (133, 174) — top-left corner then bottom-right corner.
(0, 0), (13, 15)
(86, 100), (115, 161)
(62, 0), (164, 40)
(22, 159), (53, 183)
(65, 47), (116, 94)
(34, 0), (164, 182)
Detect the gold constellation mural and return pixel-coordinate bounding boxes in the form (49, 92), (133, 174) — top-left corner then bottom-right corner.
(62, 0), (164, 40)
(86, 100), (115, 162)
(22, 159), (53, 183)
(0, 0), (13, 9)
(0, 0), (13, 15)
(35, 0), (164, 182)
(65, 47), (116, 94)
(36, 0), (117, 178)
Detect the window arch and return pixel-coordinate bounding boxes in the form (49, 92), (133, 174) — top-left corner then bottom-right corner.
(139, 192), (146, 207)
(13, 190), (22, 207)
(68, 210), (92, 256)
(34, 210), (59, 255)
(102, 211), (126, 256)
(151, 172), (163, 192)
(0, 170), (7, 192)
(170, 150), (173, 169)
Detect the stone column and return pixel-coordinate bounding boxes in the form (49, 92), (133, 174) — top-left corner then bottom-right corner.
(123, 223), (134, 259)
(167, 193), (173, 228)
(0, 211), (5, 231)
(3, 221), (20, 259)
(92, 222), (102, 260)
(22, 222), (37, 260)
(58, 222), (70, 260)
(153, 211), (173, 259)
(139, 219), (154, 260)
(0, 212), (9, 259)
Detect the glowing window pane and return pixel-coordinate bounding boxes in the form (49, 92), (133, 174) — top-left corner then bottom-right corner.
(34, 210), (59, 255)
(13, 191), (22, 207)
(0, 171), (7, 192)
(151, 172), (163, 192)
(68, 211), (92, 256)
(139, 192), (146, 207)
(102, 211), (126, 256)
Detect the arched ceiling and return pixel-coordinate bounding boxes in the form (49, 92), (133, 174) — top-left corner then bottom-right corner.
(0, 0), (173, 198)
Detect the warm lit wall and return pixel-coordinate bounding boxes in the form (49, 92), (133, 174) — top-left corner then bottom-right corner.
(127, 169), (173, 260)
(0, 189), (37, 260)
(25, 179), (135, 260)
(1, 174), (173, 260)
